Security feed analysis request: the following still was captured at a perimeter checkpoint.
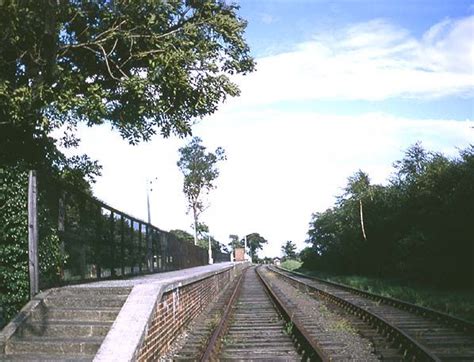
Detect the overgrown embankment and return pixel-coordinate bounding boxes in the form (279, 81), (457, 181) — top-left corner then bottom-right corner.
(301, 143), (473, 290)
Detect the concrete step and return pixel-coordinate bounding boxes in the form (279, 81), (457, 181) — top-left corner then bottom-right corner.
(0, 353), (94, 361)
(31, 307), (120, 323)
(5, 337), (103, 356)
(44, 295), (127, 309)
(16, 321), (112, 338)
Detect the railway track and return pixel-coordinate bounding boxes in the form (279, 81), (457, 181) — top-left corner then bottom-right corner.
(271, 265), (474, 361)
(201, 265), (314, 360)
(178, 265), (377, 361)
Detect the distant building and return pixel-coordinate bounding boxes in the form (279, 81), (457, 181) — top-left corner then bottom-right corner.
(234, 247), (245, 262)
(273, 257), (281, 266)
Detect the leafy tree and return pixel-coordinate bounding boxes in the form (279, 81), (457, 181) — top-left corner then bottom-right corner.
(169, 229), (194, 244)
(228, 234), (243, 250)
(261, 256), (273, 264)
(305, 144), (474, 288)
(392, 142), (429, 185)
(281, 240), (297, 260)
(0, 1), (254, 325)
(170, 224), (224, 255)
(177, 137), (226, 244)
(339, 170), (372, 242)
(299, 247), (318, 268)
(245, 233), (268, 263)
(0, 1), (255, 167)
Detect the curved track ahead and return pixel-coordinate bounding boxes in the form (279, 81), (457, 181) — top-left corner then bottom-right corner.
(272, 266), (474, 361)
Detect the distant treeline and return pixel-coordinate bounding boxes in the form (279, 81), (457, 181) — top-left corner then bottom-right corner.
(302, 143), (474, 289)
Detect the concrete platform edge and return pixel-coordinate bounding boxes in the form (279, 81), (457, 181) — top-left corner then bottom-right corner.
(94, 262), (243, 362)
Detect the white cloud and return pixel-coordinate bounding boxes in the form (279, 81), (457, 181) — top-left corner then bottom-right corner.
(261, 13), (276, 24)
(226, 16), (474, 106)
(69, 112), (473, 259)
(58, 15), (474, 260)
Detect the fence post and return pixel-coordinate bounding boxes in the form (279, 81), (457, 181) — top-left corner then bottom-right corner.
(58, 190), (66, 281)
(146, 225), (153, 272)
(28, 170), (39, 298)
(110, 211), (116, 277)
(120, 215), (125, 276)
(138, 222), (143, 273)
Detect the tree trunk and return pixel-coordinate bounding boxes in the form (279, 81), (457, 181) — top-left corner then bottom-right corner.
(359, 199), (367, 241)
(193, 207), (198, 246)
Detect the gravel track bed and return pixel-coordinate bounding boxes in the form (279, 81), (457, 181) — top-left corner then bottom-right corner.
(220, 267), (301, 360)
(261, 266), (379, 361)
(274, 267), (474, 360)
(163, 271), (242, 360)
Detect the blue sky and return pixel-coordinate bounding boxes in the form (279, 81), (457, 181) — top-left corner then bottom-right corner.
(69, 1), (474, 258)
(239, 0), (473, 51)
(236, 0), (474, 120)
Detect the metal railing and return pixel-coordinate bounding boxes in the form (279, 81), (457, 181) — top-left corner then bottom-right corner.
(29, 170), (229, 292)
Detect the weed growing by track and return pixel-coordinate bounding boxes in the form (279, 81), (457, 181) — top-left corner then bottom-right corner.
(285, 267), (474, 322)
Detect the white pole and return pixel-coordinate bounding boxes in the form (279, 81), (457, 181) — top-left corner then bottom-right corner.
(244, 234), (248, 262)
(146, 177), (157, 225)
(208, 235), (213, 264)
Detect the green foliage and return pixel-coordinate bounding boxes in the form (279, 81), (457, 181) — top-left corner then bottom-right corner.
(0, 166), (29, 327)
(195, 222), (225, 255)
(0, 1), (254, 328)
(227, 233), (267, 262)
(177, 137), (226, 244)
(0, 1), (254, 166)
(0, 165), (64, 328)
(259, 256), (273, 264)
(170, 225), (225, 256)
(228, 234), (243, 250)
(280, 259), (302, 271)
(297, 269), (474, 322)
(169, 229), (194, 244)
(305, 144), (474, 289)
(281, 240), (297, 260)
(245, 233), (267, 263)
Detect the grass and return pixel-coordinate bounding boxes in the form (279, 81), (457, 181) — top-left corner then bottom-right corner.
(279, 259), (303, 271)
(280, 266), (474, 323)
(330, 319), (356, 334)
(283, 320), (294, 335)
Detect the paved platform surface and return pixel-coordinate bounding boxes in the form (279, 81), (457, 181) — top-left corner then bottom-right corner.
(93, 262), (242, 361)
(69, 262), (236, 289)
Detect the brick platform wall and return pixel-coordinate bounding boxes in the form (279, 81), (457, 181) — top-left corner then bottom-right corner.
(136, 265), (243, 361)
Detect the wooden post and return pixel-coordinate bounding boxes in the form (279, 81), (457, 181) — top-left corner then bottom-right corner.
(28, 170), (39, 298)
(58, 191), (66, 281)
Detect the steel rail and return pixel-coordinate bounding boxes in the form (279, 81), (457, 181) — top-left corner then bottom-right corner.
(256, 266), (330, 362)
(270, 266), (440, 361)
(200, 269), (245, 361)
(276, 266), (474, 334)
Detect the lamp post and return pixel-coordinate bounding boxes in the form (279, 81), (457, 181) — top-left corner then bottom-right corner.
(146, 177), (157, 225)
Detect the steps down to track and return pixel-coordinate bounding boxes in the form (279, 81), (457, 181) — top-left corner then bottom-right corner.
(0, 287), (131, 361)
